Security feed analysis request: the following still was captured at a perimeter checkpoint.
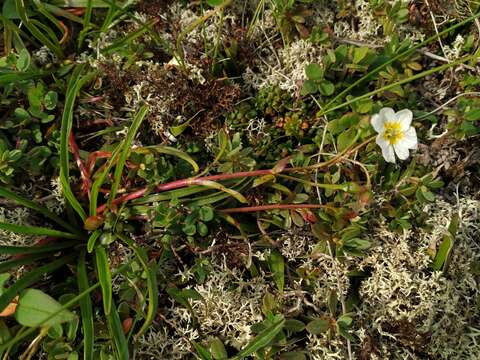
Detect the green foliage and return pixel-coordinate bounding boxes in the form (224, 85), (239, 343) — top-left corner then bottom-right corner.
(0, 1), (478, 358)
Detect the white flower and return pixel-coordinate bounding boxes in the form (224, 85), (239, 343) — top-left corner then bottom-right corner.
(371, 107), (417, 163)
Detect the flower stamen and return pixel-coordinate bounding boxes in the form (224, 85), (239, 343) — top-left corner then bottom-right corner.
(382, 122), (404, 145)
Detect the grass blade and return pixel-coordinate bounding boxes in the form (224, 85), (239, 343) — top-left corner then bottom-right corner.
(59, 64), (88, 221)
(193, 180), (248, 204)
(234, 317), (285, 359)
(95, 246), (112, 315)
(106, 300), (129, 360)
(0, 241), (77, 255)
(0, 256), (72, 312)
(78, 0), (93, 49)
(0, 253), (49, 273)
(15, 0), (63, 58)
(107, 105), (149, 208)
(77, 252), (94, 360)
(0, 186), (80, 234)
(89, 143), (122, 216)
(102, 20), (155, 53)
(135, 145), (199, 173)
(87, 230), (101, 253)
(0, 222), (83, 240)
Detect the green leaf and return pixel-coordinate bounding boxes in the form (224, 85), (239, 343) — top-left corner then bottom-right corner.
(14, 107), (31, 121)
(0, 186), (80, 234)
(432, 233), (453, 271)
(77, 252), (94, 360)
(16, 49), (30, 71)
(207, 0), (226, 6)
(108, 105), (149, 207)
(198, 206), (214, 222)
(465, 109), (480, 121)
(192, 340), (213, 360)
(44, 91), (58, 110)
(300, 79), (317, 95)
(15, 289), (76, 327)
(210, 337), (228, 360)
(60, 65), (88, 221)
(283, 319), (305, 333)
(305, 63), (323, 80)
(234, 317), (285, 359)
(182, 224), (196, 236)
(193, 180), (248, 203)
(139, 146), (199, 173)
(268, 250), (284, 292)
(105, 301), (129, 360)
(337, 128), (356, 152)
(95, 246), (112, 315)
(352, 46), (369, 64)
(3, 0), (19, 19)
(306, 318), (330, 335)
(0, 222), (82, 240)
(318, 80), (334, 96)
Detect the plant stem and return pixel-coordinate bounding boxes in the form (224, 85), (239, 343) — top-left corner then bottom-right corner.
(69, 131), (91, 197)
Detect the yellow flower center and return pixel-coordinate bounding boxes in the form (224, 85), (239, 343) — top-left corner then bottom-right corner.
(383, 121), (404, 145)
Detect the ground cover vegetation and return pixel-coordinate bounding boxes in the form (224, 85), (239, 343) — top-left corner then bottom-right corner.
(0, 0), (479, 359)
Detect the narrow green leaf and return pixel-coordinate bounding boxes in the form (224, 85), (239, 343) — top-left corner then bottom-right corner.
(87, 230), (101, 253)
(0, 241), (76, 255)
(0, 186), (80, 234)
(90, 143), (122, 216)
(0, 222), (82, 240)
(15, 0), (63, 58)
(106, 301), (129, 360)
(0, 253), (49, 273)
(77, 252), (94, 360)
(60, 64), (88, 221)
(95, 246), (112, 315)
(193, 180), (248, 203)
(108, 105), (149, 207)
(432, 233), (453, 271)
(235, 317), (285, 359)
(192, 340), (213, 360)
(306, 318), (330, 335)
(136, 145), (199, 173)
(268, 250), (284, 292)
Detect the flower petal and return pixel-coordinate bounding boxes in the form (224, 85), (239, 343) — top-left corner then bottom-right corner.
(371, 114), (385, 133)
(379, 107), (395, 121)
(393, 142), (410, 160)
(402, 127), (417, 149)
(376, 134), (396, 163)
(395, 109), (413, 131)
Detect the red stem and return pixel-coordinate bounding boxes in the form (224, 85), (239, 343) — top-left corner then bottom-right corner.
(69, 132), (91, 197)
(86, 151), (112, 174)
(219, 204), (328, 213)
(96, 169), (273, 214)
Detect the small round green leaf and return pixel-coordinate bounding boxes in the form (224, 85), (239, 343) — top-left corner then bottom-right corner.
(305, 63), (323, 80)
(318, 80), (335, 96)
(17, 49), (31, 72)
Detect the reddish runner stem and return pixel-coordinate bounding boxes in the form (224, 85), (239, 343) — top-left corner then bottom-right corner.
(69, 131), (91, 197)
